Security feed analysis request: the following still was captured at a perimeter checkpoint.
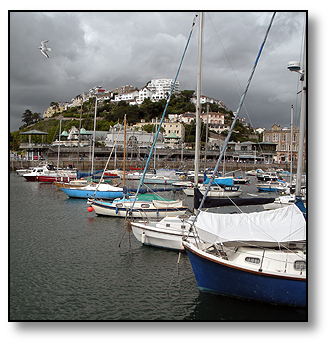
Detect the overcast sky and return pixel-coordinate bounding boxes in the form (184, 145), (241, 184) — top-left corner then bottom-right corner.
(9, 11), (306, 132)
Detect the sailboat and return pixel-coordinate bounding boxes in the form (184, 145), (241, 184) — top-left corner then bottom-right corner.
(183, 175), (242, 197)
(183, 204), (306, 307)
(88, 193), (186, 218)
(87, 115), (187, 217)
(60, 88), (124, 199)
(182, 12), (307, 307)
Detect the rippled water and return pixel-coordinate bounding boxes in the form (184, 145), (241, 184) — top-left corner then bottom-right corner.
(10, 173), (306, 321)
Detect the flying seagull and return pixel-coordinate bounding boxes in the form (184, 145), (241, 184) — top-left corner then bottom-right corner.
(39, 40), (51, 58)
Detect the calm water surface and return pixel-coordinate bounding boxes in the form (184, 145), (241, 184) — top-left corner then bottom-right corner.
(9, 173), (306, 321)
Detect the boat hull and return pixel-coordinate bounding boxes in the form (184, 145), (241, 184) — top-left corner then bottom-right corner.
(60, 188), (123, 199)
(256, 184), (287, 192)
(91, 200), (187, 218)
(184, 186), (242, 197)
(131, 220), (193, 250)
(23, 175), (38, 181)
(37, 175), (73, 183)
(143, 178), (178, 184)
(183, 242), (306, 307)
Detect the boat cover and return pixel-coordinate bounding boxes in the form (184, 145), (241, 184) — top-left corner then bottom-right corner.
(152, 200), (183, 208)
(194, 188), (274, 209)
(203, 173), (233, 186)
(195, 204), (306, 244)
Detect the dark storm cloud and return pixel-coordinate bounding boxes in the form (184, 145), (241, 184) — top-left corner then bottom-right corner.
(9, 11), (306, 131)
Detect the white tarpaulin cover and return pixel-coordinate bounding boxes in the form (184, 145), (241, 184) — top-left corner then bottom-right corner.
(195, 204), (306, 244)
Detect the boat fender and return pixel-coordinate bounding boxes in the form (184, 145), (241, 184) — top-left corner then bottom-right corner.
(115, 206), (119, 214)
(141, 231), (146, 245)
(87, 206), (93, 212)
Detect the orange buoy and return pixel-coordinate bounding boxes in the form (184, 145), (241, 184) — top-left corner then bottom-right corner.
(87, 206), (94, 212)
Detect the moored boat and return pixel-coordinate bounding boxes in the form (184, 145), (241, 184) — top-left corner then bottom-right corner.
(183, 204), (306, 307)
(130, 215), (196, 250)
(60, 183), (123, 199)
(88, 193), (187, 218)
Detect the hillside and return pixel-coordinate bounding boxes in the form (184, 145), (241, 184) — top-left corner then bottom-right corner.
(10, 92), (256, 152)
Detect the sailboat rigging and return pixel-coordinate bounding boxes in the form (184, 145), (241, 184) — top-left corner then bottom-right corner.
(182, 12), (306, 307)
(86, 15), (200, 218)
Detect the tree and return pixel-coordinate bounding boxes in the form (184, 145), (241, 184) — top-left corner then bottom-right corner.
(32, 112), (41, 123)
(22, 109), (33, 125)
(180, 90), (195, 102)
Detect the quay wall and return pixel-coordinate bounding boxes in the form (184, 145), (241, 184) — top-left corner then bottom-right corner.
(10, 157), (301, 174)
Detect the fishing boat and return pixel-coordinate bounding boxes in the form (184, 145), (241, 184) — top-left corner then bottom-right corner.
(16, 168), (32, 176)
(183, 204), (306, 307)
(23, 164), (55, 181)
(88, 193), (187, 218)
(36, 168), (77, 183)
(256, 171), (279, 182)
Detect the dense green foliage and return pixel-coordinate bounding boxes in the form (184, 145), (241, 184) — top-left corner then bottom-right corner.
(10, 90), (255, 151)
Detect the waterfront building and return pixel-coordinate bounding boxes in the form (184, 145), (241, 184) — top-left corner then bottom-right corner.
(164, 132), (182, 148)
(263, 123), (303, 163)
(162, 120), (185, 142)
(19, 129), (49, 160)
(104, 123), (164, 149)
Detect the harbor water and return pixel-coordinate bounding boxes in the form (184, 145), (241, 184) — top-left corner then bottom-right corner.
(9, 173), (306, 321)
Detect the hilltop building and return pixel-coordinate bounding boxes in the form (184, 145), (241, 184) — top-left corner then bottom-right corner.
(146, 78), (180, 101)
(43, 102), (70, 118)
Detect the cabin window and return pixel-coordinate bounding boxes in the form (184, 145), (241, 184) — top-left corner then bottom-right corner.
(245, 257), (260, 264)
(294, 260), (306, 271)
(141, 204), (150, 208)
(166, 223), (171, 227)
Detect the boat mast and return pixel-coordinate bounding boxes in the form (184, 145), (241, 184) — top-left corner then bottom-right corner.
(290, 105), (293, 185)
(123, 114), (127, 187)
(194, 12), (203, 187)
(91, 96), (97, 177)
(57, 116), (62, 172)
(203, 103), (209, 170)
(295, 30), (306, 197)
(195, 12), (276, 216)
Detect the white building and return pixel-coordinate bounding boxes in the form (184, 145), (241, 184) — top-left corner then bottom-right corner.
(191, 95), (226, 109)
(114, 90), (139, 103)
(146, 78), (180, 101)
(136, 87), (153, 104)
